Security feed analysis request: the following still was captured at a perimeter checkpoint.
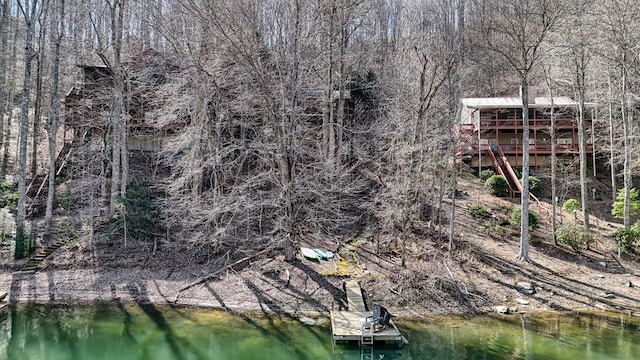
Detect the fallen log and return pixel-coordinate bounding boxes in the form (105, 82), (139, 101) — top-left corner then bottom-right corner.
(173, 248), (271, 303)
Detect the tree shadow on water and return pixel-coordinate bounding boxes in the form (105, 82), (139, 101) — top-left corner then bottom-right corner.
(124, 281), (207, 360)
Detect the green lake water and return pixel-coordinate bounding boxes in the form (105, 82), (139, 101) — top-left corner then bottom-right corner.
(1, 304), (639, 359)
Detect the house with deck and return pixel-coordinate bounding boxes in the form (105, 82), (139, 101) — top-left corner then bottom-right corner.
(458, 96), (594, 196)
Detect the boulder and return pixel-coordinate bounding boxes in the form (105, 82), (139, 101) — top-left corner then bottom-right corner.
(516, 282), (536, 295)
(0, 292), (6, 302)
(299, 316), (317, 326)
(495, 306), (518, 314)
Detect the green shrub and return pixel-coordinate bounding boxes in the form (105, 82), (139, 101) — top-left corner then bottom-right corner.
(103, 178), (164, 243)
(556, 225), (593, 252)
(509, 206), (539, 229)
(611, 222), (640, 254)
(522, 176), (542, 197)
(486, 224), (506, 236)
(466, 204), (491, 220)
(0, 181), (18, 209)
(485, 175), (509, 197)
(562, 198), (580, 214)
(55, 221), (79, 243)
(611, 187), (640, 219)
(479, 169), (495, 181)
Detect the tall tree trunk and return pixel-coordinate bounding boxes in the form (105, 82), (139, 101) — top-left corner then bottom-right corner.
(15, 0), (40, 259)
(621, 64), (631, 229)
(45, 0), (65, 234)
(1, 1), (17, 174)
(103, 0), (127, 216)
(574, 39), (590, 231)
(518, 81), (531, 262)
(543, 65), (558, 246)
(31, 7), (48, 178)
(0, 0), (9, 154)
(577, 93), (590, 230)
(607, 75), (617, 202)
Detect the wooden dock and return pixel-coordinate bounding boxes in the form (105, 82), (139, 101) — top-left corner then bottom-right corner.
(330, 281), (406, 347)
(343, 280), (367, 312)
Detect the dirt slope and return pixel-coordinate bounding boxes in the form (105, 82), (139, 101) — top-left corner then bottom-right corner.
(1, 173), (639, 318)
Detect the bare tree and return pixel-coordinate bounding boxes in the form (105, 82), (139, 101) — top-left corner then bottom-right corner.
(598, 0), (640, 229)
(44, 0), (65, 232)
(91, 0), (129, 216)
(472, 0), (571, 262)
(15, 0), (42, 258)
(572, 21), (592, 231)
(0, 0), (9, 154)
(374, 0), (460, 266)
(31, 4), (49, 178)
(1, 5), (18, 175)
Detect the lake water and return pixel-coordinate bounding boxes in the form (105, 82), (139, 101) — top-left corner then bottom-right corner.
(1, 303), (639, 359)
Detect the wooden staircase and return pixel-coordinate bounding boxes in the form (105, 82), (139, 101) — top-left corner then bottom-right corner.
(26, 131), (87, 215)
(22, 239), (68, 272)
(487, 145), (521, 197)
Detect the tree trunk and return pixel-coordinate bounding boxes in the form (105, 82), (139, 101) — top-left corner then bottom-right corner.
(621, 66), (631, 229)
(544, 66), (558, 246)
(1, 1), (17, 174)
(518, 82), (531, 262)
(0, 0), (9, 153)
(31, 9), (48, 178)
(45, 0), (65, 234)
(575, 45), (590, 231)
(105, 0), (127, 216)
(608, 76), (616, 202)
(15, 0), (39, 259)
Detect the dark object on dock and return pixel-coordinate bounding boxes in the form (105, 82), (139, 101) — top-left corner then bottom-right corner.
(367, 304), (393, 332)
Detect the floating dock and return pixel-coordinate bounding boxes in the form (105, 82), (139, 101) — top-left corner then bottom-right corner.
(330, 280), (407, 347)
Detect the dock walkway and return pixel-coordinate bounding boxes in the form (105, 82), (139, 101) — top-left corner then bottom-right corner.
(330, 280), (406, 347)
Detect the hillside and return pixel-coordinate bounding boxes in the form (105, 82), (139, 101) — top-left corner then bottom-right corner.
(1, 171), (639, 318)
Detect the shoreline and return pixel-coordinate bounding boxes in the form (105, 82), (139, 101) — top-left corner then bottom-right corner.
(2, 267), (639, 320)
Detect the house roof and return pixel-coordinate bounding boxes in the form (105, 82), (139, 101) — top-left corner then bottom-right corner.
(462, 96), (578, 109)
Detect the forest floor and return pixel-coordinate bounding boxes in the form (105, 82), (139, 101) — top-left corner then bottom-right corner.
(1, 172), (640, 319)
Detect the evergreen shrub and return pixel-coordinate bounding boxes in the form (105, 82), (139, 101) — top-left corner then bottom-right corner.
(479, 169), (495, 181)
(509, 206), (539, 229)
(555, 225), (593, 253)
(485, 175), (509, 197)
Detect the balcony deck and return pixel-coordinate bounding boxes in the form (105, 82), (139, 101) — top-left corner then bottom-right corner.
(459, 143), (593, 156)
(466, 117), (592, 132)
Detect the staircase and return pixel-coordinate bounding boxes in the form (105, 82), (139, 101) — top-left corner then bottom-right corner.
(22, 239), (68, 272)
(26, 130), (88, 215)
(487, 145), (521, 197)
